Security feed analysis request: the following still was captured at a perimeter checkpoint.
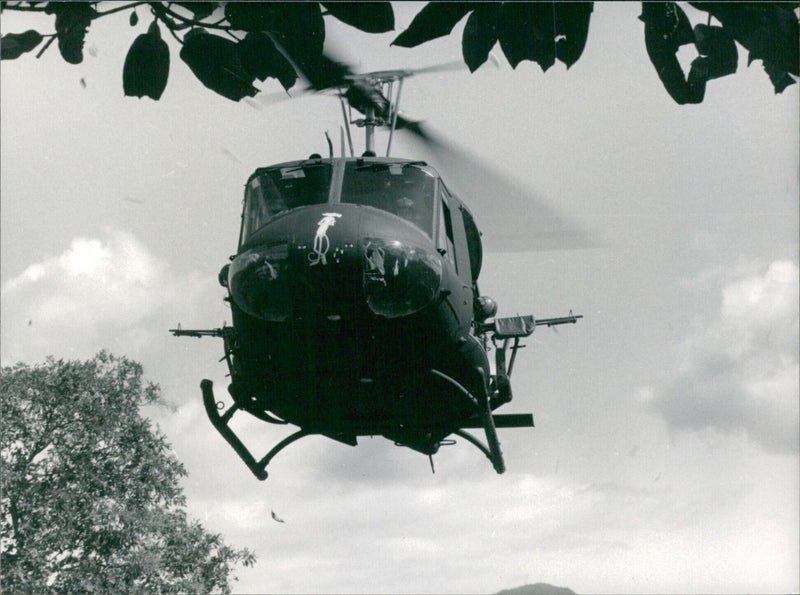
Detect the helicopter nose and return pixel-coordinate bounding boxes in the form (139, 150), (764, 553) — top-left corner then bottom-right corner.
(228, 204), (441, 321)
(228, 205), (361, 321)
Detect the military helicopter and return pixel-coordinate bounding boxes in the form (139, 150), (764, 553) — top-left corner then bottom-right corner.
(171, 57), (583, 481)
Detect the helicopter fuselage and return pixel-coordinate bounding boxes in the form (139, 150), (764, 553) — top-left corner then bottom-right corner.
(224, 157), (488, 454)
(170, 61), (582, 480)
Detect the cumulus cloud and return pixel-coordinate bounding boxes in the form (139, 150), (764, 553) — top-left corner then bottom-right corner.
(646, 260), (799, 453)
(0, 228), (221, 373)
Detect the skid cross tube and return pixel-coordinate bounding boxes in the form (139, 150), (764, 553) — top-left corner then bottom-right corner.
(454, 429), (492, 461)
(200, 380), (313, 481)
(430, 367), (504, 473)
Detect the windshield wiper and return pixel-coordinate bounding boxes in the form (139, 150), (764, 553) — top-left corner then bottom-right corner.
(278, 161), (330, 177)
(355, 160), (427, 171)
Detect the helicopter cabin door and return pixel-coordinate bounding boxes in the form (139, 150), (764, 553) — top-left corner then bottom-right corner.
(438, 184), (474, 288)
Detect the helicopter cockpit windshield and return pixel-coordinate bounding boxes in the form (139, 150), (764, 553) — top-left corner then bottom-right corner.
(241, 162), (333, 243)
(341, 162), (435, 237)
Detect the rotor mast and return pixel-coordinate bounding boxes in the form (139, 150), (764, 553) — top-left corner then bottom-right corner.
(364, 104), (376, 154)
(316, 59), (464, 158)
(338, 72), (407, 158)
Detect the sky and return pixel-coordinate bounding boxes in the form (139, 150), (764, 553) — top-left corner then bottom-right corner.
(1, 3), (798, 594)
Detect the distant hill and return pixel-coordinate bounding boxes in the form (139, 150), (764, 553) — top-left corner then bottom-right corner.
(495, 583), (576, 595)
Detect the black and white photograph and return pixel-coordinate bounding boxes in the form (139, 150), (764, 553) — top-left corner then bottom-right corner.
(2, 3), (798, 593)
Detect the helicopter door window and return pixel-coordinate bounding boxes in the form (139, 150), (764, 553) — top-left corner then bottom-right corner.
(242, 178), (267, 243)
(340, 162), (435, 237)
(438, 189), (457, 271)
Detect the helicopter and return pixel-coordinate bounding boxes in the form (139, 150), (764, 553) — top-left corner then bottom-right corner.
(171, 57), (582, 481)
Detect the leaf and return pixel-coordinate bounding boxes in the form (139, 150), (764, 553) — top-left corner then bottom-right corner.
(692, 24), (737, 81)
(640, 3), (704, 104)
(392, 2), (473, 48)
(296, 52), (352, 91)
(179, 29), (258, 101)
(461, 5), (499, 73)
(224, 2), (270, 31)
(123, 21), (170, 100)
(45, 3), (96, 64)
(554, 2), (593, 68)
(690, 2), (798, 75)
(321, 2), (394, 33)
(1, 30), (44, 60)
(639, 2), (694, 49)
(130, 10), (138, 27)
(487, 3), (594, 71)
(236, 32), (297, 91)
(174, 2), (218, 20)
(498, 3), (556, 71)
(225, 2), (325, 72)
(270, 3), (325, 71)
(689, 2), (798, 94)
(763, 59), (797, 93)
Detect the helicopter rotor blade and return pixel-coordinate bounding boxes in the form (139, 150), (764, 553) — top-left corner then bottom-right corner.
(406, 60), (467, 77)
(398, 124), (595, 253)
(299, 53), (468, 113)
(300, 53), (355, 92)
(246, 88), (298, 110)
(351, 60), (467, 84)
(246, 55), (352, 110)
(256, 49), (588, 252)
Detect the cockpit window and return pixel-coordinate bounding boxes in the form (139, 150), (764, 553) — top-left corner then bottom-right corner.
(241, 163), (332, 243)
(340, 162), (435, 237)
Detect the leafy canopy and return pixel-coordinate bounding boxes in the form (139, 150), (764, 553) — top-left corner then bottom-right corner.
(0, 352), (255, 594)
(0, 2), (798, 104)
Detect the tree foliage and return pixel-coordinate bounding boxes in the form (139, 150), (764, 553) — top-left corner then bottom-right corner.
(0, 352), (255, 594)
(0, 1), (798, 104)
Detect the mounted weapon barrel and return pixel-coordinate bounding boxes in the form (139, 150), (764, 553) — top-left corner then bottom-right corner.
(481, 310), (583, 338)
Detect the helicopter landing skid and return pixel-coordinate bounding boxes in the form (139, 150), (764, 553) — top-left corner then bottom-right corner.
(433, 367), (535, 474)
(200, 379), (312, 481)
(200, 375), (532, 480)
(476, 367), (505, 474)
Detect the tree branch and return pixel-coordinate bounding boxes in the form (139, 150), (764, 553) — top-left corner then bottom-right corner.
(35, 33), (56, 58)
(24, 438), (53, 466)
(223, 29), (242, 43)
(148, 2), (237, 32)
(95, 2), (147, 18)
(150, 2), (208, 29)
(8, 496), (23, 554)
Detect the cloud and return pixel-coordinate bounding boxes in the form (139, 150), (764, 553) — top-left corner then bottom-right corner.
(646, 260), (799, 453)
(190, 469), (596, 594)
(188, 451), (798, 594)
(0, 228), (222, 377)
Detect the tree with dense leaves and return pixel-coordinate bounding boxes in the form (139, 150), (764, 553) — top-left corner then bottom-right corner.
(0, 352), (255, 594)
(0, 1), (797, 104)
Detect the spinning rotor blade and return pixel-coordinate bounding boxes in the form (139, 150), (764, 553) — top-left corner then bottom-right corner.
(248, 48), (585, 252)
(399, 125), (594, 253)
(301, 53), (355, 92)
(243, 53), (354, 110)
(347, 60), (465, 85)
(298, 54), (467, 113)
